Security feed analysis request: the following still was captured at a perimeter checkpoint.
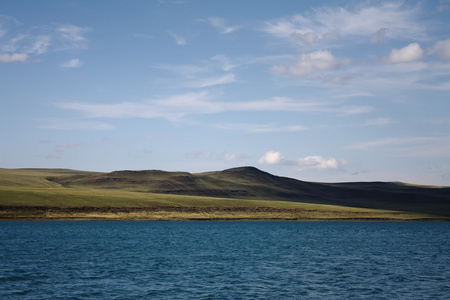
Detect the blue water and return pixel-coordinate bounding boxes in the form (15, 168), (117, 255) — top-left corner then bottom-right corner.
(1, 222), (449, 299)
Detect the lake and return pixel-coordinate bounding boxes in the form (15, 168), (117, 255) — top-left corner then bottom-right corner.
(1, 221), (449, 299)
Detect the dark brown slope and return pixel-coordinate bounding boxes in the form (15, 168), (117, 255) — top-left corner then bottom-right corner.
(48, 166), (450, 217)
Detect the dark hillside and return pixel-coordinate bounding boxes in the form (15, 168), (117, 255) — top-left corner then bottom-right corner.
(46, 166), (450, 217)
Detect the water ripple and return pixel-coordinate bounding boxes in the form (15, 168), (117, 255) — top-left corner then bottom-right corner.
(0, 221), (449, 299)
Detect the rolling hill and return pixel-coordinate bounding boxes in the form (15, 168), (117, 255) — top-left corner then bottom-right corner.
(45, 166), (450, 217)
(1, 166), (449, 220)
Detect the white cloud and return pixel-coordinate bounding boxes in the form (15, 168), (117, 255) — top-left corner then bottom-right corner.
(0, 53), (28, 62)
(428, 39), (450, 60)
(370, 27), (389, 43)
(61, 58), (83, 68)
(264, 2), (424, 42)
(383, 42), (424, 63)
(296, 155), (347, 171)
(201, 17), (240, 34)
(272, 50), (339, 77)
(258, 151), (347, 171)
(258, 151), (285, 164)
(168, 31), (186, 45)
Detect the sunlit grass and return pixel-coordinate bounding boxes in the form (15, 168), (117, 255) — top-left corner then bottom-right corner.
(0, 186), (442, 221)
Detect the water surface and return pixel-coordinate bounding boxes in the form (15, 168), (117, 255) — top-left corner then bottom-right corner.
(1, 221), (449, 299)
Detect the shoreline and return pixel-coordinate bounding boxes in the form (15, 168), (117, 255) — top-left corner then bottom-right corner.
(1, 206), (447, 222)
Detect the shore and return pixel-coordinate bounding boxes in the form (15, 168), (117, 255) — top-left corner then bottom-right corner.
(1, 206), (447, 221)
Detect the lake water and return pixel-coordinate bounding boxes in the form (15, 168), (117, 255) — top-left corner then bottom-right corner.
(1, 221), (449, 299)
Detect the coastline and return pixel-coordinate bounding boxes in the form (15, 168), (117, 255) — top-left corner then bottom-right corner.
(1, 206), (447, 221)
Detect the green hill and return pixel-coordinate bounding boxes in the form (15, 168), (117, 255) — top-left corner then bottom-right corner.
(1, 167), (449, 220)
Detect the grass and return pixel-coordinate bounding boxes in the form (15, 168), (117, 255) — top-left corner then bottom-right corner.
(2, 207), (438, 221)
(0, 168), (448, 221)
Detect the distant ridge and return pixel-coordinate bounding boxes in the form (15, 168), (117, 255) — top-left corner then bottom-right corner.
(44, 166), (450, 217)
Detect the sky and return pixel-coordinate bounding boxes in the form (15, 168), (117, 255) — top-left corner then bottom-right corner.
(1, 0), (450, 185)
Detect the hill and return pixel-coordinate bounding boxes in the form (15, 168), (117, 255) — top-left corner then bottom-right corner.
(41, 166), (450, 216)
(1, 167), (449, 220)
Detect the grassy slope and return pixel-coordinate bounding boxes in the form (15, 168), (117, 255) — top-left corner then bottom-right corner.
(0, 167), (448, 220)
(45, 166), (450, 217)
(0, 168), (382, 209)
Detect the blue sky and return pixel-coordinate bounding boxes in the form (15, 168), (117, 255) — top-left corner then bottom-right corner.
(1, 0), (450, 185)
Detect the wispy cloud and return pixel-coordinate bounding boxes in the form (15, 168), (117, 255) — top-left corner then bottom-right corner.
(61, 58), (83, 68)
(258, 151), (348, 171)
(271, 50), (339, 77)
(348, 137), (431, 150)
(40, 119), (114, 130)
(155, 59), (236, 88)
(212, 54), (236, 71)
(54, 93), (373, 122)
(185, 73), (235, 88)
(46, 151), (62, 160)
(436, 0), (450, 12)
(0, 17), (90, 61)
(0, 53), (28, 62)
(364, 118), (392, 126)
(290, 32), (318, 44)
(370, 28), (389, 43)
(215, 123), (307, 133)
(201, 17), (241, 34)
(168, 31), (186, 45)
(186, 151), (214, 159)
(262, 3), (447, 91)
(155, 63), (209, 78)
(347, 136), (450, 157)
(221, 151), (248, 162)
(428, 39), (450, 60)
(0, 14), (19, 38)
(155, 54), (297, 89)
(263, 2), (424, 43)
(185, 150), (249, 163)
(54, 24), (90, 50)
(430, 118), (450, 125)
(57, 142), (79, 148)
(24, 35), (51, 54)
